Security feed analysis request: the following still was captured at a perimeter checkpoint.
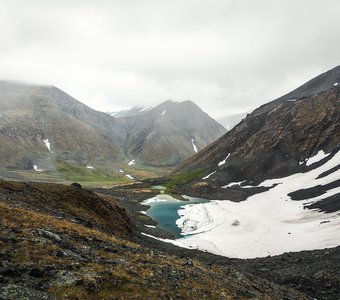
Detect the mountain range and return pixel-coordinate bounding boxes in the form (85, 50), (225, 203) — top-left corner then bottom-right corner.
(1, 66), (339, 300)
(0, 82), (225, 181)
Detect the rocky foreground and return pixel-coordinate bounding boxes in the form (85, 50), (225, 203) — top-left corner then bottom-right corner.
(0, 180), (310, 299)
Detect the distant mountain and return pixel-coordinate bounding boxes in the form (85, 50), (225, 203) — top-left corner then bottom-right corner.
(108, 106), (144, 117)
(0, 81), (126, 173)
(119, 100), (226, 166)
(0, 82), (225, 179)
(174, 65), (340, 193)
(217, 112), (247, 130)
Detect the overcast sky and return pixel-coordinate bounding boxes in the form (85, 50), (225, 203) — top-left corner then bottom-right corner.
(0, 0), (339, 118)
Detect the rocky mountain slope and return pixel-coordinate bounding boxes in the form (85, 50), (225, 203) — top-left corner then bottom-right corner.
(0, 82), (225, 181)
(0, 81), (126, 173)
(0, 180), (308, 299)
(174, 66), (340, 188)
(119, 100), (226, 166)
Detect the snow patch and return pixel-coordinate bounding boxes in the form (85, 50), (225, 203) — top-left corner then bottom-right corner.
(145, 225), (156, 228)
(125, 174), (134, 180)
(33, 165), (43, 172)
(140, 105), (156, 112)
(119, 169), (124, 173)
(142, 198), (168, 205)
(218, 153), (230, 166)
(163, 151), (340, 258)
(43, 139), (51, 152)
(86, 166), (94, 169)
(334, 82), (338, 86)
(202, 171), (216, 180)
(222, 180), (246, 188)
(128, 159), (135, 166)
(306, 150), (329, 166)
(161, 110), (166, 116)
(191, 139), (198, 153)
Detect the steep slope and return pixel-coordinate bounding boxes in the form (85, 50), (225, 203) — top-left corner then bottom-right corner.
(276, 65), (340, 101)
(0, 81), (127, 174)
(120, 100), (226, 166)
(154, 67), (340, 264)
(175, 70), (340, 186)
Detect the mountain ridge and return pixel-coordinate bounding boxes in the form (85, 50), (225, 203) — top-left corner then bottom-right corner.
(0, 82), (225, 181)
(172, 66), (340, 196)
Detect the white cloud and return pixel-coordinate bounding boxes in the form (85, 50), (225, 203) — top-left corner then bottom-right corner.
(0, 0), (339, 117)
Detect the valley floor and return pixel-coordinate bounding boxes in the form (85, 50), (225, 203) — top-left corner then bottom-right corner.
(0, 180), (309, 300)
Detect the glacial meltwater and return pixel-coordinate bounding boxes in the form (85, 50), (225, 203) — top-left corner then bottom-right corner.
(142, 194), (209, 238)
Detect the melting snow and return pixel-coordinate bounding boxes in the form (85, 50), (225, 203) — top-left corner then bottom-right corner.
(126, 174), (134, 179)
(222, 180), (246, 188)
(140, 105), (156, 112)
(142, 197), (168, 205)
(202, 171), (216, 180)
(146, 151), (340, 258)
(218, 153), (230, 166)
(161, 110), (166, 116)
(145, 225), (156, 228)
(128, 159), (135, 166)
(33, 165), (43, 172)
(306, 150), (329, 166)
(191, 139), (198, 153)
(86, 166), (94, 169)
(43, 139), (51, 152)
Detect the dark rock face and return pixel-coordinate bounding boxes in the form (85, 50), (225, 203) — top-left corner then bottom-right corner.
(276, 65), (340, 101)
(305, 193), (340, 213)
(175, 86), (340, 186)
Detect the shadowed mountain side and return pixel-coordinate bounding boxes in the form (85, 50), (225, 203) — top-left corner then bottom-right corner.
(174, 67), (340, 186)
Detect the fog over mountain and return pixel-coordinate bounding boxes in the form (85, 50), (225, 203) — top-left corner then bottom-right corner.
(0, 0), (340, 118)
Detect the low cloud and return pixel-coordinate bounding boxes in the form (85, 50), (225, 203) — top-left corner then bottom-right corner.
(0, 0), (339, 117)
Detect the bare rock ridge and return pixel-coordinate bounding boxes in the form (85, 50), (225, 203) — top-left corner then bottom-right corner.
(174, 65), (340, 187)
(276, 65), (340, 101)
(0, 81), (225, 173)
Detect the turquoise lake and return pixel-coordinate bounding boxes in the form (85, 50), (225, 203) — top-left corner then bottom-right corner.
(143, 195), (209, 238)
